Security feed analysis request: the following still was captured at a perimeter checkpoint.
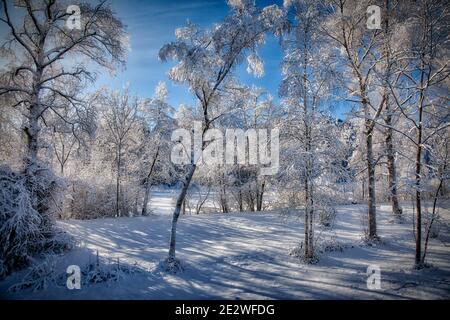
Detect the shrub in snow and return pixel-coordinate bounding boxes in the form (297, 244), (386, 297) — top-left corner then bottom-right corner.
(8, 253), (143, 292)
(429, 222), (440, 239)
(290, 234), (345, 264)
(160, 257), (184, 273)
(8, 256), (59, 292)
(79, 255), (143, 285)
(66, 179), (139, 219)
(318, 206), (337, 227)
(317, 236), (344, 254)
(66, 179), (116, 219)
(289, 242), (319, 264)
(0, 164), (72, 278)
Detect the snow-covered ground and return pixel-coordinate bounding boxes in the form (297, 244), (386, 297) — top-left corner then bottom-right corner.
(1, 190), (449, 299)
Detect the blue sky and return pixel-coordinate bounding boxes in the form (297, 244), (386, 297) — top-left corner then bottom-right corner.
(99, 0), (291, 113)
(0, 0), (350, 118)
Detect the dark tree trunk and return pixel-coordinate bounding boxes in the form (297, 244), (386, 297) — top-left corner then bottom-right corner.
(363, 94), (378, 240)
(415, 92), (424, 266)
(366, 123), (377, 239)
(141, 148), (159, 216)
(116, 146), (122, 217)
(415, 51), (426, 266)
(256, 179), (265, 212)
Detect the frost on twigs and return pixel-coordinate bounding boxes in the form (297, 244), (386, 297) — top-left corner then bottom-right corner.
(246, 52), (265, 77)
(0, 164), (71, 278)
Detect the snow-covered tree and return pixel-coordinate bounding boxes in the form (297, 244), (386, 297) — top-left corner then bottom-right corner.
(159, 0), (287, 270)
(377, 0), (450, 266)
(0, 0), (127, 275)
(377, 0), (404, 216)
(138, 82), (175, 216)
(280, 0), (341, 260)
(322, 0), (385, 240)
(0, 0), (127, 181)
(99, 87), (142, 217)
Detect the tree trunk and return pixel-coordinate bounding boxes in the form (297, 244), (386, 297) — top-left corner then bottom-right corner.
(362, 179), (365, 201)
(304, 134), (314, 260)
(382, 0), (402, 216)
(220, 170), (229, 213)
(363, 93), (378, 239)
(415, 48), (426, 266)
(167, 164), (196, 262)
(238, 190), (243, 212)
(141, 183), (151, 216)
(237, 166), (244, 211)
(415, 90), (424, 266)
(415, 141), (422, 266)
(366, 124), (377, 239)
(141, 148), (159, 216)
(24, 34), (45, 182)
(422, 179), (443, 264)
(116, 144), (122, 217)
(256, 179), (265, 211)
(386, 124), (402, 215)
(304, 175), (310, 259)
(24, 70), (43, 212)
(384, 92), (402, 217)
(25, 111), (40, 170)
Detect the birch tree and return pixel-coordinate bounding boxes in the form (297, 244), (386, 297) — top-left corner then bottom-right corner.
(281, 0), (341, 260)
(100, 88), (141, 218)
(0, 0), (127, 208)
(379, 0), (449, 266)
(379, 0), (403, 216)
(218, 84), (279, 212)
(159, 0), (286, 270)
(323, 0), (384, 240)
(140, 82), (175, 216)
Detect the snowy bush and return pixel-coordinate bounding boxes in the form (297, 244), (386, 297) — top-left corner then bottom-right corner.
(317, 236), (345, 254)
(318, 206), (337, 227)
(289, 234), (345, 264)
(429, 222), (440, 239)
(8, 256), (59, 292)
(66, 180), (116, 219)
(8, 252), (143, 292)
(80, 257), (143, 285)
(66, 179), (139, 219)
(0, 164), (72, 278)
(289, 242), (319, 264)
(160, 257), (184, 273)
